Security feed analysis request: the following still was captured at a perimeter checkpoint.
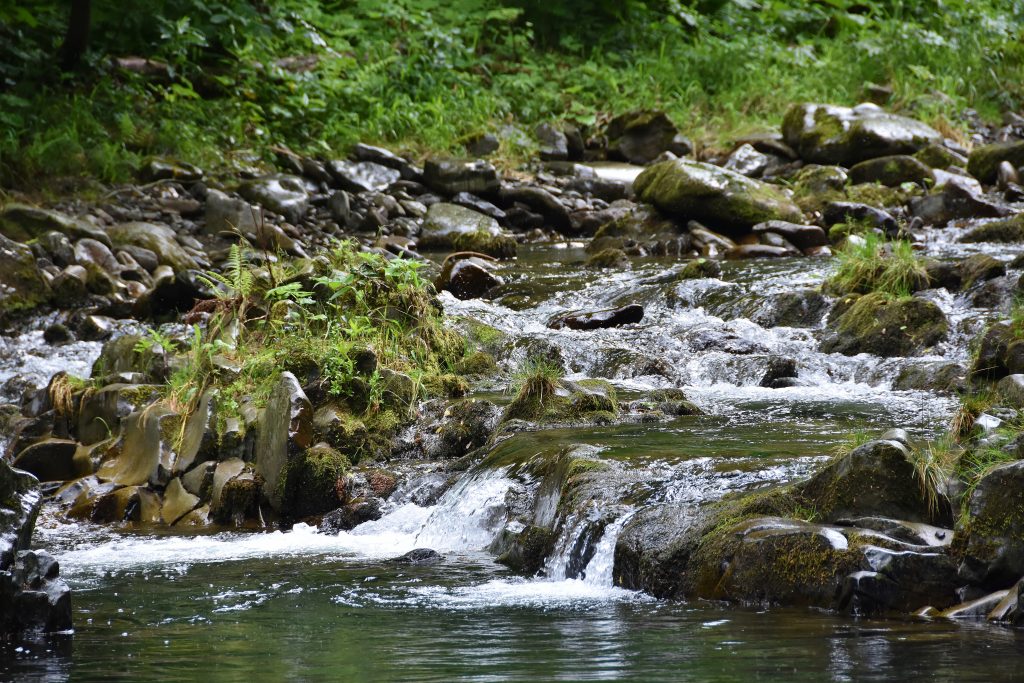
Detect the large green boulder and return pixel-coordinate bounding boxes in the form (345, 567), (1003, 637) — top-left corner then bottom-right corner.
(821, 292), (948, 357)
(634, 159), (803, 232)
(968, 141), (1024, 184)
(782, 103), (942, 166)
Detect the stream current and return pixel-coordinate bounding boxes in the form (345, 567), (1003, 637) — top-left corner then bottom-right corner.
(5, 228), (1024, 681)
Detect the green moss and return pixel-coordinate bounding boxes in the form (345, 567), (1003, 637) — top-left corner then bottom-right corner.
(960, 215), (1024, 244)
(455, 351), (498, 376)
(424, 373), (469, 397)
(279, 444), (350, 518)
(586, 248), (630, 269)
(450, 230), (517, 259)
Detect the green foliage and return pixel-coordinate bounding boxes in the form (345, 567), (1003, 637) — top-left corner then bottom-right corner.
(907, 437), (960, 519)
(829, 428), (872, 460)
(827, 232), (928, 298)
(2, 0), (1023, 186)
(509, 356), (564, 405)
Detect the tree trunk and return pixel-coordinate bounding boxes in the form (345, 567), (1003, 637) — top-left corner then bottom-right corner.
(59, 0), (92, 71)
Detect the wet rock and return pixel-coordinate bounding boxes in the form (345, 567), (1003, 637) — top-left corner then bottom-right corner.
(255, 372), (314, 512)
(1, 460), (40, 570)
(782, 103), (942, 165)
(914, 143), (967, 169)
(967, 140), (1024, 184)
(499, 186), (572, 233)
(43, 322), (74, 344)
(997, 161), (1020, 190)
(724, 143), (770, 178)
(436, 255), (502, 300)
(96, 405), (181, 487)
(849, 155), (934, 186)
(0, 203), (111, 246)
(585, 248), (630, 269)
(161, 477), (200, 525)
(893, 362), (966, 393)
(678, 258), (721, 280)
(725, 244), (792, 259)
(0, 233), (49, 316)
(960, 214), (1024, 244)
(752, 221), (828, 251)
(418, 203), (503, 251)
(548, 304), (644, 331)
(319, 498), (383, 532)
(0, 549), (72, 635)
(910, 177), (1013, 226)
(799, 439), (946, 524)
(960, 254), (1006, 288)
(635, 159), (803, 233)
(614, 503), (703, 597)
(792, 164), (849, 195)
(996, 374), (1024, 408)
(326, 160), (400, 194)
(958, 460), (1024, 587)
(536, 123), (569, 161)
(393, 548), (443, 565)
(238, 175), (310, 223)
(37, 231), (75, 267)
(606, 110), (683, 165)
(139, 158), (203, 183)
(839, 546), (959, 614)
(753, 290), (830, 329)
(11, 439), (85, 483)
(423, 159), (500, 196)
(106, 222), (198, 272)
(204, 188), (258, 236)
(760, 357), (798, 388)
(969, 322), (1013, 381)
(419, 399), (502, 460)
(822, 202), (898, 233)
(821, 293), (947, 357)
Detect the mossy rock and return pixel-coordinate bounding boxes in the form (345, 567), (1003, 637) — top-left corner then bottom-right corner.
(960, 214), (1024, 244)
(635, 158), (803, 232)
(492, 524), (558, 575)
(455, 351), (498, 376)
(503, 379), (618, 425)
(967, 140), (1024, 184)
(849, 155), (934, 187)
(450, 230), (517, 259)
(678, 258), (721, 280)
(0, 233), (49, 317)
(586, 248), (630, 269)
(957, 460), (1024, 588)
(821, 292), (948, 357)
(915, 144), (964, 169)
(278, 444), (349, 518)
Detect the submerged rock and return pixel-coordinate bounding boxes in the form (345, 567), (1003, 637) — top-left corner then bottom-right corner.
(634, 159), (803, 232)
(548, 304), (645, 331)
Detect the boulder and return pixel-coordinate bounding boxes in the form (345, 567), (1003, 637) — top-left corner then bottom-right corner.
(849, 155), (934, 186)
(96, 405), (181, 487)
(821, 293), (948, 357)
(423, 159), (500, 196)
(106, 222), (198, 272)
(326, 160), (401, 194)
(161, 477), (200, 525)
(499, 186), (572, 233)
(12, 439), (86, 483)
(548, 304), (645, 331)
(238, 175), (309, 223)
(254, 372), (313, 512)
(958, 460), (1024, 587)
(0, 233), (48, 316)
(782, 103), (942, 165)
(960, 214), (1024, 244)
(204, 188), (259, 236)
(535, 123), (569, 161)
(634, 159), (804, 232)
(319, 498), (383, 532)
(752, 221), (828, 250)
(418, 203), (505, 252)
(967, 140), (1024, 184)
(0, 203), (110, 246)
(606, 110), (685, 165)
(0, 549), (72, 635)
(435, 256), (502, 300)
(910, 177), (1013, 226)
(724, 143), (771, 178)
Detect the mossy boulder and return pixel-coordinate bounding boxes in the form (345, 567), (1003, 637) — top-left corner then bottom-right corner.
(0, 233), (49, 316)
(504, 379), (618, 425)
(278, 444), (349, 519)
(678, 258), (722, 280)
(821, 293), (948, 357)
(782, 103), (941, 166)
(849, 155), (934, 187)
(586, 248), (630, 269)
(605, 110), (685, 165)
(635, 159), (803, 232)
(960, 214), (1024, 244)
(450, 230), (517, 259)
(967, 140), (1024, 184)
(958, 460), (1024, 588)
(419, 203), (504, 251)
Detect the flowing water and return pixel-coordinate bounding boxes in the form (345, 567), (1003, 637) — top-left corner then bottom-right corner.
(5, 229), (1024, 681)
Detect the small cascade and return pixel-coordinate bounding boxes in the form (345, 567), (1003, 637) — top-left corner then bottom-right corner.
(412, 466), (514, 552)
(579, 512), (633, 586)
(544, 507), (632, 586)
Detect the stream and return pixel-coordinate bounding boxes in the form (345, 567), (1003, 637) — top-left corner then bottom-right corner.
(5, 228), (1024, 680)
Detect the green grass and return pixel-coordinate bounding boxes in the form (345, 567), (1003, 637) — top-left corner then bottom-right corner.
(907, 436), (960, 519)
(829, 428), (873, 460)
(1, 0), (1022, 189)
(827, 232), (929, 298)
(508, 356), (564, 406)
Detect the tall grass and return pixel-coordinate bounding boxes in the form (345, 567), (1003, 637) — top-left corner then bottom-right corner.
(828, 233), (929, 298)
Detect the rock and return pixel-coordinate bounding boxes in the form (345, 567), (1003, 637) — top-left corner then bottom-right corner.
(161, 477), (200, 525)
(435, 256), (502, 300)
(204, 188), (258, 236)
(997, 161), (1020, 190)
(139, 158), (203, 183)
(849, 155), (934, 186)
(96, 405), (181, 487)
(43, 322), (74, 344)
(960, 214), (1024, 243)
(967, 140), (1024, 184)
(782, 103), (942, 165)
(417, 399), (502, 460)
(996, 374), (1024, 408)
(839, 545), (959, 614)
(238, 175), (309, 223)
(464, 133), (500, 157)
(451, 192), (506, 221)
(319, 498), (383, 532)
(254, 372), (313, 512)
(910, 177), (1013, 226)
(678, 258), (722, 280)
(960, 254), (1006, 288)
(418, 203), (503, 251)
(822, 202), (898, 233)
(724, 143), (771, 178)
(959, 460), (1024, 587)
(970, 323), (1013, 381)
(49, 266), (89, 303)
(606, 110), (682, 165)
(914, 143), (967, 169)
(634, 159), (804, 232)
(893, 362), (966, 393)
(423, 159), (500, 196)
(760, 357), (798, 388)
(821, 293), (948, 357)
(499, 186), (572, 233)
(548, 304), (645, 331)
(0, 549), (72, 635)
(392, 548), (443, 565)
(536, 123), (569, 161)
(752, 221), (828, 250)
(1, 460), (40, 570)
(106, 222), (198, 272)
(586, 248), (630, 269)
(792, 164), (849, 195)
(0, 233), (48, 316)
(11, 439), (85, 483)
(725, 244), (792, 259)
(0, 203), (111, 246)
(326, 160), (400, 194)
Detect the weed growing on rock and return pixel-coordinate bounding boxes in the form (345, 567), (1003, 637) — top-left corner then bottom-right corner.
(827, 233), (928, 298)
